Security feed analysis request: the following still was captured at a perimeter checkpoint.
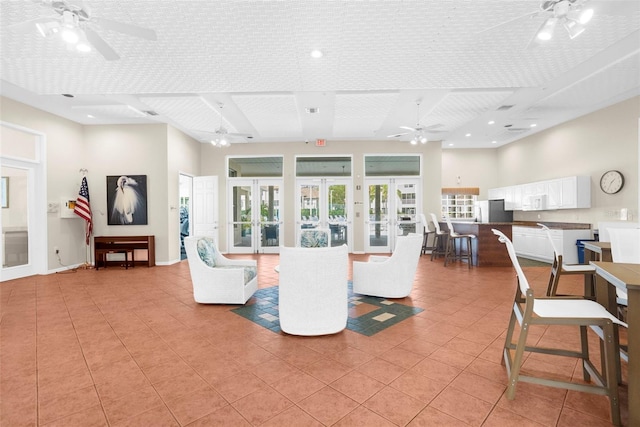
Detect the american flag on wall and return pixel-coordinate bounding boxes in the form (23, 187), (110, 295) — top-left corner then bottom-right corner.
(74, 177), (93, 245)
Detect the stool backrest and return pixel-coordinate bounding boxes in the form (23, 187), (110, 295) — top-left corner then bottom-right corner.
(429, 213), (442, 233)
(493, 228), (531, 296)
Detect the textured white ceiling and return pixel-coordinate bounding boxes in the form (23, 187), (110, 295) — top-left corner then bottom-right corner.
(0, 0), (639, 148)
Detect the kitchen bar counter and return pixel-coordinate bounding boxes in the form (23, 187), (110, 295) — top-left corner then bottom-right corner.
(440, 222), (513, 267)
(507, 221), (591, 230)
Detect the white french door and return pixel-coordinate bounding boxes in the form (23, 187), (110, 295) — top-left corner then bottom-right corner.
(228, 178), (282, 254)
(296, 178), (352, 251)
(364, 178), (420, 253)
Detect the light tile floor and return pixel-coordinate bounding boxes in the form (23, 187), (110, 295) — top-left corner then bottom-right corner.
(0, 253), (628, 426)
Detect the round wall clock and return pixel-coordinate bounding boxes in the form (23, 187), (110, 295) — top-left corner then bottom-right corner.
(599, 170), (624, 194)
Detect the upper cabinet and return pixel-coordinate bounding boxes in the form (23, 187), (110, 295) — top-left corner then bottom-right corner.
(490, 176), (591, 211)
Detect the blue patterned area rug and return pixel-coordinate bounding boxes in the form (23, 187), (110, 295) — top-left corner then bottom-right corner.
(231, 282), (424, 336)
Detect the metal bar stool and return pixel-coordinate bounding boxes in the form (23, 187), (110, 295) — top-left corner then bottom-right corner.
(444, 214), (476, 268)
(429, 213), (448, 261)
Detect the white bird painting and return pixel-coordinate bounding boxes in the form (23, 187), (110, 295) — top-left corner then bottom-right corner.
(107, 175), (148, 225)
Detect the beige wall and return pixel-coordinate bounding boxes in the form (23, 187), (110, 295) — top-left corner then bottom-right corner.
(1, 95), (638, 269)
(500, 96), (639, 225)
(167, 125), (202, 262)
(439, 96), (639, 226)
(1, 96), (87, 269)
(441, 149), (499, 199)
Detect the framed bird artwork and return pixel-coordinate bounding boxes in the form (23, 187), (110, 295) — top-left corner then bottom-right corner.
(106, 175), (148, 225)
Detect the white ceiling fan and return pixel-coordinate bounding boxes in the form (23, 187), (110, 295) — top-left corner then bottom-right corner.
(387, 101), (444, 145)
(479, 0), (595, 45)
(8, 0), (157, 60)
(195, 104), (253, 147)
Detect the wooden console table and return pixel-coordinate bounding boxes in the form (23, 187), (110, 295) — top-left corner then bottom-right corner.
(94, 235), (155, 269)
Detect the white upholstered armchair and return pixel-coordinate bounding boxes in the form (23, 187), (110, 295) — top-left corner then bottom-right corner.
(278, 244), (348, 335)
(184, 236), (258, 304)
(352, 233), (422, 298)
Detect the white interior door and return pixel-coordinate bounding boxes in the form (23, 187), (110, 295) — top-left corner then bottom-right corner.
(364, 178), (420, 253)
(192, 176), (219, 243)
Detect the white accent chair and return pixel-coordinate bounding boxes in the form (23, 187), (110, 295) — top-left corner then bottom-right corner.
(278, 244), (349, 336)
(539, 223), (595, 297)
(493, 229), (626, 426)
(352, 233), (422, 298)
(184, 236), (258, 304)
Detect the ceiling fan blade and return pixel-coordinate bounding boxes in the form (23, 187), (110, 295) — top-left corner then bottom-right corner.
(477, 9), (541, 34)
(93, 17), (157, 40)
(423, 123), (444, 130)
(387, 132), (409, 138)
(7, 17), (55, 33)
(399, 126), (417, 132)
(84, 27), (119, 60)
(228, 132), (252, 138)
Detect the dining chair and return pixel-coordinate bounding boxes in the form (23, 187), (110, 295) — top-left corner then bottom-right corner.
(429, 213), (448, 261)
(539, 223), (595, 298)
(444, 213), (476, 268)
(492, 228), (626, 426)
(607, 227), (640, 318)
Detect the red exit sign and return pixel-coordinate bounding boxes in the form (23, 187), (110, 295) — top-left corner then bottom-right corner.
(315, 139), (326, 147)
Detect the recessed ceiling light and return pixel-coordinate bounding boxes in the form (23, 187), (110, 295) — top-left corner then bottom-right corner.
(465, 133), (471, 137)
(491, 141), (497, 144)
(310, 50), (323, 58)
(87, 114), (94, 118)
(448, 143), (454, 147)
(488, 120), (495, 125)
(530, 123), (537, 127)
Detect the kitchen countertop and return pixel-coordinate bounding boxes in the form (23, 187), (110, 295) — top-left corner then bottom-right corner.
(447, 221), (591, 230)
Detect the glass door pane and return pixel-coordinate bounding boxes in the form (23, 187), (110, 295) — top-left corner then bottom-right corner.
(229, 182), (253, 252)
(2, 166), (29, 268)
(366, 181), (389, 252)
(328, 183), (348, 247)
(258, 181), (281, 253)
(395, 180), (418, 236)
(299, 182), (321, 230)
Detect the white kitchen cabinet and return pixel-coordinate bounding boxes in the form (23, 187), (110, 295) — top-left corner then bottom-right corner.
(488, 187), (505, 201)
(512, 225), (592, 264)
(560, 176), (591, 209)
(489, 176), (590, 212)
(504, 185), (523, 211)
